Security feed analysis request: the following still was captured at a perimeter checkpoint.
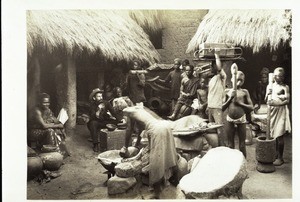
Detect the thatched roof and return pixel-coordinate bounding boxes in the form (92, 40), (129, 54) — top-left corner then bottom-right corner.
(129, 10), (164, 33)
(186, 10), (292, 53)
(27, 10), (160, 64)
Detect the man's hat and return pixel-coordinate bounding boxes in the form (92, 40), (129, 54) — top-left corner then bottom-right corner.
(89, 88), (104, 101)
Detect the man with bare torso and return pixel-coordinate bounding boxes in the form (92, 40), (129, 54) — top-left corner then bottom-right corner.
(168, 65), (199, 120)
(222, 65), (253, 157)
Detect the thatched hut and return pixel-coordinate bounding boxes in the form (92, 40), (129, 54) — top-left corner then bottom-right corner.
(186, 9), (291, 54)
(27, 10), (160, 130)
(186, 9), (292, 95)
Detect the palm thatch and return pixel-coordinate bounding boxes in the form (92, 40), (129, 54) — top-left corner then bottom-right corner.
(27, 10), (160, 64)
(186, 10), (292, 54)
(129, 10), (164, 33)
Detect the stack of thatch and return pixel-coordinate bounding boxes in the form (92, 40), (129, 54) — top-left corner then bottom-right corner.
(27, 10), (161, 63)
(186, 9), (292, 53)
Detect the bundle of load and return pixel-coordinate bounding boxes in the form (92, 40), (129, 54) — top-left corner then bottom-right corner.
(193, 43), (243, 61)
(171, 116), (221, 161)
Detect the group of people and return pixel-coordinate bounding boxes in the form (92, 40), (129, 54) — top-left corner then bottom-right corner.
(27, 49), (291, 198)
(157, 49), (291, 164)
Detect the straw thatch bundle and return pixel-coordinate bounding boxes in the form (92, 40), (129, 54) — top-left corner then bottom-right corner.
(186, 10), (291, 54)
(27, 10), (160, 63)
(129, 10), (164, 33)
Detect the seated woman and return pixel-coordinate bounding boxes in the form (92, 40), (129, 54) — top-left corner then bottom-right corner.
(28, 93), (69, 157)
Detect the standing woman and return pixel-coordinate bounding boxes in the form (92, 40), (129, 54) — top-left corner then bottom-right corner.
(266, 67), (291, 166)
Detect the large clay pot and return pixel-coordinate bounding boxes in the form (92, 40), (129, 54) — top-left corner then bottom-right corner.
(39, 152), (64, 171)
(255, 136), (276, 173)
(27, 156), (43, 180)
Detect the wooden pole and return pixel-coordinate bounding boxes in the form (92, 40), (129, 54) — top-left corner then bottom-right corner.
(266, 73), (274, 140)
(27, 56), (41, 112)
(56, 57), (77, 132)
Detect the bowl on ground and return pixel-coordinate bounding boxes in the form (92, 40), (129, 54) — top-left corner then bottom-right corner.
(106, 124), (117, 131)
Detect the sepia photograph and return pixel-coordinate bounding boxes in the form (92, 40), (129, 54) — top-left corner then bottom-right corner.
(2, 0), (300, 201)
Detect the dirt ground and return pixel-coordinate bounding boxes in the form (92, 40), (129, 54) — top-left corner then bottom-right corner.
(27, 124), (292, 200)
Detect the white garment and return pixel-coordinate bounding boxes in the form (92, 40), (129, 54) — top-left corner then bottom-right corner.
(207, 69), (226, 109)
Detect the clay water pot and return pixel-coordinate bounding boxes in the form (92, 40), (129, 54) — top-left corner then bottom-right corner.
(255, 136), (276, 173)
(27, 156), (43, 180)
(39, 152), (64, 171)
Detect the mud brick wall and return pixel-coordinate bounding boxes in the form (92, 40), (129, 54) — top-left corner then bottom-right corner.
(157, 10), (208, 64)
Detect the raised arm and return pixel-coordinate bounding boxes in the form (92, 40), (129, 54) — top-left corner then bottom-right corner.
(214, 49), (222, 72)
(215, 49), (227, 83)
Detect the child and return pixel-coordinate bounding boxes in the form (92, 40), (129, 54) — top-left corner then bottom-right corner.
(104, 83), (114, 102)
(191, 77), (208, 119)
(252, 67), (269, 112)
(126, 60), (146, 105)
(222, 64), (253, 158)
(266, 67), (291, 166)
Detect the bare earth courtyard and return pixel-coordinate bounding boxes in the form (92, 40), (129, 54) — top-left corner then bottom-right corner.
(27, 125), (292, 200)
